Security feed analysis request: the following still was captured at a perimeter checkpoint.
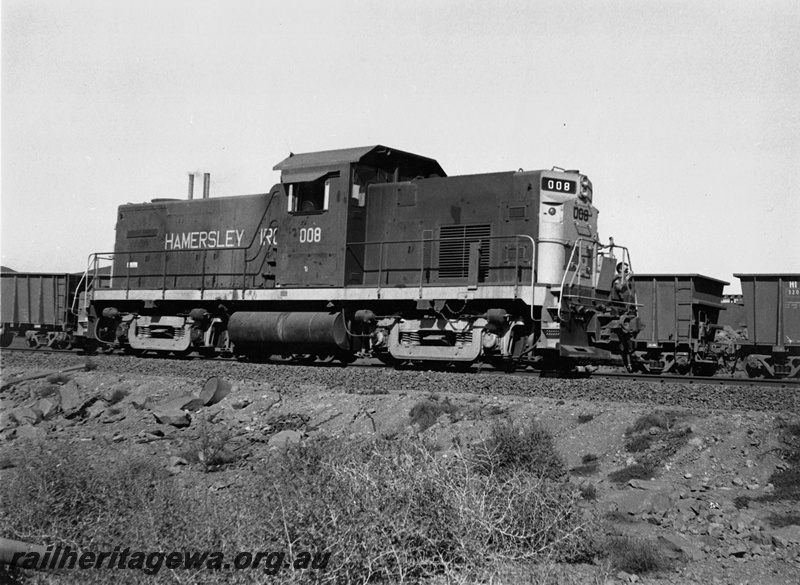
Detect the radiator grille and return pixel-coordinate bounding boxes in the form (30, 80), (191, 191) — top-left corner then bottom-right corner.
(438, 224), (491, 279)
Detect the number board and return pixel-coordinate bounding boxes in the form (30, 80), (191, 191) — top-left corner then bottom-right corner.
(540, 177), (577, 194)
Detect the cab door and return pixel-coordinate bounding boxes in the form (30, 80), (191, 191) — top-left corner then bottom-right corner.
(278, 174), (346, 287)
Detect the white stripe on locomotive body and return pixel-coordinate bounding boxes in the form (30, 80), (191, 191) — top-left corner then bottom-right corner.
(92, 284), (553, 307)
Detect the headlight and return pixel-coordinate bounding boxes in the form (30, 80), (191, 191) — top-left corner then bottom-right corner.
(579, 176), (593, 203)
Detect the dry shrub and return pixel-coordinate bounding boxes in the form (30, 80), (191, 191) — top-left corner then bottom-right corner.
(181, 419), (237, 472)
(473, 420), (565, 480)
(626, 412), (672, 434)
(1, 434), (595, 584)
(625, 434), (654, 453)
(600, 534), (670, 574)
(258, 435), (593, 582)
(45, 373), (72, 385)
(408, 397), (458, 432)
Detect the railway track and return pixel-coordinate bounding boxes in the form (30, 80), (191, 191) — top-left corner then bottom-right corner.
(2, 346), (796, 388)
(591, 370), (798, 388)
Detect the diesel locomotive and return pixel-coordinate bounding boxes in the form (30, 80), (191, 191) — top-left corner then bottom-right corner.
(79, 145), (640, 371)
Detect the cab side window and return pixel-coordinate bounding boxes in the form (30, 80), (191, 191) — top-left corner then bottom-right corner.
(288, 177), (332, 213)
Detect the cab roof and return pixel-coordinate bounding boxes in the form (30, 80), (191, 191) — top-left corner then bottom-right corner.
(273, 145), (446, 181)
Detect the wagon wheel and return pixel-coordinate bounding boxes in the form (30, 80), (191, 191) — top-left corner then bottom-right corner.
(0, 332), (14, 347)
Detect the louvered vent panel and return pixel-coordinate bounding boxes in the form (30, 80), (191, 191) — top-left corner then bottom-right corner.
(438, 224), (491, 278)
(508, 206), (527, 219)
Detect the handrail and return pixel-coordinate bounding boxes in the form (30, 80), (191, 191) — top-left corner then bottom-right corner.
(85, 233), (538, 304)
(558, 238), (637, 321)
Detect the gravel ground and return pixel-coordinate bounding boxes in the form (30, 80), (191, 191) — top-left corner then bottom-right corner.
(2, 349), (800, 585)
(3, 351), (798, 414)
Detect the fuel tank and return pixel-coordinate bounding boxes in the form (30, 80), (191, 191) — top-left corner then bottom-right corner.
(227, 311), (349, 352)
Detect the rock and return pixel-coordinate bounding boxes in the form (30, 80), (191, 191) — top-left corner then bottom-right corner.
(610, 486), (675, 517)
(268, 430), (304, 449)
(158, 395), (205, 413)
(9, 407), (41, 426)
(698, 535), (720, 550)
(168, 456), (189, 467)
(657, 532), (704, 561)
(231, 398), (251, 410)
(37, 398), (59, 420)
(628, 479), (672, 491)
(101, 407), (127, 424)
(675, 498), (702, 517)
(770, 525), (800, 547)
(726, 543), (748, 558)
(14, 425), (47, 441)
(128, 394), (152, 410)
(86, 402), (108, 419)
(59, 380), (84, 417)
(153, 409), (191, 428)
(0, 411), (16, 432)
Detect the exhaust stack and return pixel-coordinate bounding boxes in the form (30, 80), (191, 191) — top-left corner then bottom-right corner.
(188, 173), (195, 200)
(203, 173), (210, 199)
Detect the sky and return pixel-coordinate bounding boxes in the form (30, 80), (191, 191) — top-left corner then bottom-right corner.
(2, 0), (799, 293)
